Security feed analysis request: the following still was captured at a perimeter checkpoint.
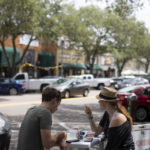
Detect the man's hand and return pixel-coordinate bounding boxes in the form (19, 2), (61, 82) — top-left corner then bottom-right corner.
(60, 141), (69, 150)
(85, 105), (92, 116)
(55, 132), (68, 150)
(56, 132), (66, 145)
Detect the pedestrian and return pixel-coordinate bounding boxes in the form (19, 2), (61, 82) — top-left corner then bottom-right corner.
(85, 86), (135, 150)
(17, 87), (68, 150)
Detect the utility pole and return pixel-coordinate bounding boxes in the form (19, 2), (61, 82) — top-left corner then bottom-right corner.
(60, 37), (65, 77)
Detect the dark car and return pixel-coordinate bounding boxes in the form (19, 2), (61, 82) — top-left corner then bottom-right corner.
(117, 77), (149, 89)
(46, 78), (90, 98)
(143, 76), (150, 83)
(117, 84), (150, 121)
(110, 77), (125, 89)
(0, 78), (25, 95)
(0, 112), (11, 150)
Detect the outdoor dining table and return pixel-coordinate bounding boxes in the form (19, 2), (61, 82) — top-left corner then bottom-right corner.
(67, 134), (105, 150)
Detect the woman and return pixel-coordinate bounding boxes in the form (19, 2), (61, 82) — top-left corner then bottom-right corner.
(85, 86), (135, 150)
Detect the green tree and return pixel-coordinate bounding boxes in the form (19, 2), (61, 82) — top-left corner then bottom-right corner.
(60, 5), (108, 74)
(60, 2), (147, 76)
(136, 33), (150, 73)
(100, 0), (147, 76)
(105, 0), (143, 18)
(105, 14), (147, 76)
(0, 0), (62, 77)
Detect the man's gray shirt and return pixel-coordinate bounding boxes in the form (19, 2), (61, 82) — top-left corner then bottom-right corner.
(17, 106), (52, 150)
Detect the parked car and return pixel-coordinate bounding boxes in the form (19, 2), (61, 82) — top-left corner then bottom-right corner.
(110, 77), (126, 89)
(117, 84), (150, 121)
(69, 74), (112, 90)
(143, 76), (150, 83)
(116, 77), (149, 89)
(110, 76), (136, 89)
(46, 78), (90, 98)
(0, 112), (11, 150)
(12, 72), (60, 92)
(0, 78), (25, 95)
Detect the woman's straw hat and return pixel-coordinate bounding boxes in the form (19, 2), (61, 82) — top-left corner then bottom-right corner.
(96, 86), (118, 102)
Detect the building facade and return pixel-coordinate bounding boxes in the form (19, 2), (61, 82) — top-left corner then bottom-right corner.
(56, 48), (86, 76)
(97, 53), (116, 77)
(2, 35), (148, 78)
(0, 35), (57, 77)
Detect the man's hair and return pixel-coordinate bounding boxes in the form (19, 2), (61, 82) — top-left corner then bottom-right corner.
(42, 87), (61, 102)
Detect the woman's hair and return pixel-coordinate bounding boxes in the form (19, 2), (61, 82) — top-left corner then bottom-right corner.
(109, 102), (133, 130)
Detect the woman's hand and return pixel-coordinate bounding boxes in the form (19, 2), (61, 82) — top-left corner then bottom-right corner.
(85, 105), (92, 116)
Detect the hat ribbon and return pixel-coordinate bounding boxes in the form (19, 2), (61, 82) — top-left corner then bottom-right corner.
(99, 93), (117, 100)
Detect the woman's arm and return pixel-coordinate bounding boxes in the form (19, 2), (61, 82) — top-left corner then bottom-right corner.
(110, 112), (127, 127)
(89, 119), (103, 136)
(85, 105), (103, 136)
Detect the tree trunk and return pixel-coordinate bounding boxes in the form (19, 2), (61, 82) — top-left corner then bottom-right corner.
(117, 69), (122, 76)
(89, 48), (98, 75)
(145, 59), (150, 73)
(6, 66), (17, 77)
(89, 63), (94, 74)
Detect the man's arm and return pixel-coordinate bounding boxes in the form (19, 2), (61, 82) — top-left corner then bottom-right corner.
(40, 129), (67, 149)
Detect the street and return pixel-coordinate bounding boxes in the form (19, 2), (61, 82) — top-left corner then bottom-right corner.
(0, 89), (105, 150)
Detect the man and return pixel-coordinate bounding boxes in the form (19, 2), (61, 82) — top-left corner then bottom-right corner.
(17, 87), (68, 150)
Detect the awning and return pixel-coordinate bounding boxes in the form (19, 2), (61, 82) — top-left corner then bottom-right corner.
(0, 47), (20, 66)
(93, 65), (103, 70)
(76, 64), (86, 69)
(38, 51), (55, 67)
(86, 64), (103, 70)
(62, 63), (86, 69)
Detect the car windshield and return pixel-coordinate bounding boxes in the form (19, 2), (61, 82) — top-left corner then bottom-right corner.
(52, 78), (72, 86)
(123, 78), (146, 85)
(122, 78), (133, 84)
(118, 86), (141, 93)
(114, 78), (123, 82)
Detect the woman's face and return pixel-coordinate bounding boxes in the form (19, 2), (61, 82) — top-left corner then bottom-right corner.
(98, 100), (107, 110)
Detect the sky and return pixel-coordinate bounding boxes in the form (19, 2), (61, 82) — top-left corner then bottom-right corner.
(65, 0), (150, 32)
(136, 0), (150, 31)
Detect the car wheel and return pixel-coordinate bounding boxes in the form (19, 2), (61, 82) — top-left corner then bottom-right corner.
(97, 84), (104, 90)
(83, 89), (89, 97)
(135, 107), (148, 121)
(64, 91), (70, 98)
(0, 134), (11, 150)
(9, 88), (17, 95)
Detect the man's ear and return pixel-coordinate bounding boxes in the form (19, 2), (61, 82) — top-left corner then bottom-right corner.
(51, 98), (57, 105)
